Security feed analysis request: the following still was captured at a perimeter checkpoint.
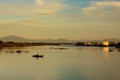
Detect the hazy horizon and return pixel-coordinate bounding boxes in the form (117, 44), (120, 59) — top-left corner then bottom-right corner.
(0, 0), (120, 40)
(0, 35), (120, 42)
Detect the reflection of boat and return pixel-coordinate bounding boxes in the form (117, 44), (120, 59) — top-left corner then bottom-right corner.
(32, 54), (44, 58)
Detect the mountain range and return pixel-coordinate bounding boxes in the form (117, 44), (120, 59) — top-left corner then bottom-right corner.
(0, 35), (72, 43)
(0, 35), (120, 43)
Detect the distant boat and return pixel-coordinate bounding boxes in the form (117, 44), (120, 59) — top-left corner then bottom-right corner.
(16, 50), (22, 53)
(109, 49), (113, 52)
(32, 54), (44, 58)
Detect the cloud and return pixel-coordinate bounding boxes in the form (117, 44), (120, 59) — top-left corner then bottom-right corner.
(0, 0), (65, 16)
(81, 1), (120, 19)
(36, 0), (44, 6)
(93, 1), (120, 7)
(82, 1), (120, 12)
(0, 4), (37, 15)
(35, 0), (65, 15)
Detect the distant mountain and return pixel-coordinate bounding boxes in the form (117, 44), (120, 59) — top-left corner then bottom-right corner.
(0, 35), (119, 43)
(0, 35), (72, 43)
(54, 39), (71, 43)
(0, 35), (28, 42)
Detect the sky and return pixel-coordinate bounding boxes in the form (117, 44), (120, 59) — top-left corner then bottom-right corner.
(0, 0), (120, 40)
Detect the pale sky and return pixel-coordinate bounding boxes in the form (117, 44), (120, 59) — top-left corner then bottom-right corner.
(0, 0), (120, 40)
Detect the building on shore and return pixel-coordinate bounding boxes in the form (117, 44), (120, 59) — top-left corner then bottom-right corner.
(103, 41), (109, 47)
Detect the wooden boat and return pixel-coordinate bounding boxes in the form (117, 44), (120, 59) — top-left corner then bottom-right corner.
(32, 54), (44, 58)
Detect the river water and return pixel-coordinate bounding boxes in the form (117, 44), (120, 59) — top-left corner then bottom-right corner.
(0, 46), (120, 80)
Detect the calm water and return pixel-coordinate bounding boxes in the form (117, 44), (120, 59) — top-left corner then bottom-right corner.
(0, 46), (120, 80)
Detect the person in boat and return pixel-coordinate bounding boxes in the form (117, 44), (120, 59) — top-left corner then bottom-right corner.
(32, 54), (43, 58)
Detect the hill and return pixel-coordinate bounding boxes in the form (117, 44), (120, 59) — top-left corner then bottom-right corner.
(0, 35), (119, 43)
(0, 35), (72, 43)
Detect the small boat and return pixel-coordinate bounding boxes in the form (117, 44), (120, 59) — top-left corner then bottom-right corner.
(16, 50), (22, 53)
(109, 50), (113, 52)
(32, 54), (44, 58)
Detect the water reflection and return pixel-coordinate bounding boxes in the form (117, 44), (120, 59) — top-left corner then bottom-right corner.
(0, 46), (120, 80)
(2, 47), (29, 54)
(0, 46), (4, 53)
(117, 48), (120, 52)
(103, 47), (109, 53)
(103, 47), (109, 60)
(60, 67), (86, 80)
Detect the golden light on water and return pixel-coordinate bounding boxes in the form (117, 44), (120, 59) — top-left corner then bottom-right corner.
(103, 47), (109, 60)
